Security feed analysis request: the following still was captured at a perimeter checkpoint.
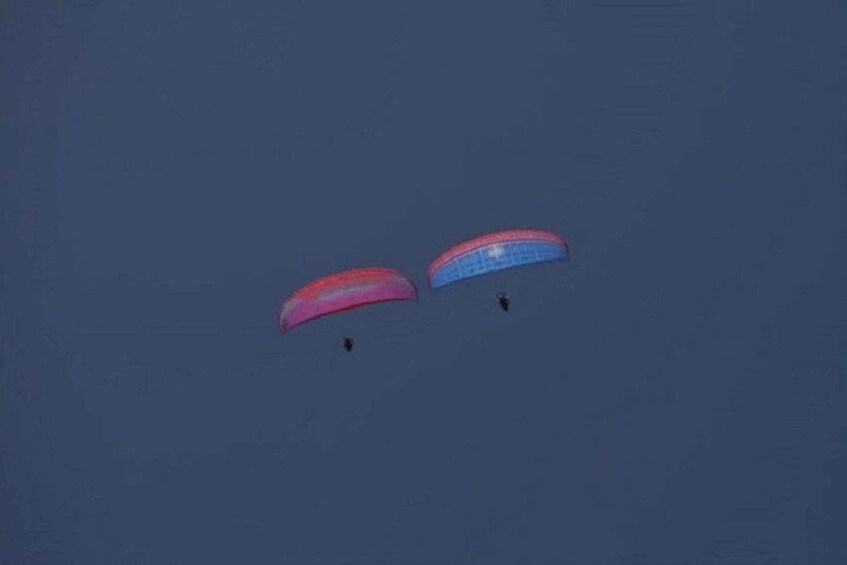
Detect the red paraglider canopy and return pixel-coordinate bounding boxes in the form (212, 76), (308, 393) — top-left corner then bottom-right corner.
(278, 267), (418, 332)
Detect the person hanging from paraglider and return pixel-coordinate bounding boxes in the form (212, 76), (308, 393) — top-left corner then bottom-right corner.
(343, 336), (354, 352)
(496, 292), (510, 311)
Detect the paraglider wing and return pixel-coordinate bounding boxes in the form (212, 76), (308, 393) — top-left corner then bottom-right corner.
(279, 267), (418, 332)
(426, 229), (569, 290)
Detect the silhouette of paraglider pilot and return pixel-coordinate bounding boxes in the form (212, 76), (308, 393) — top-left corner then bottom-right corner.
(496, 292), (510, 311)
(343, 336), (354, 352)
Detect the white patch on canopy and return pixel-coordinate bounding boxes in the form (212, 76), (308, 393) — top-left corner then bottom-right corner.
(487, 244), (505, 259)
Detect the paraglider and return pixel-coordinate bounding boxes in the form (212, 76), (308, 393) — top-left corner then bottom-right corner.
(279, 267), (418, 350)
(426, 229), (569, 310)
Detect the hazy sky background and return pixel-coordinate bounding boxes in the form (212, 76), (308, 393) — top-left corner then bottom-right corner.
(2, 1), (845, 563)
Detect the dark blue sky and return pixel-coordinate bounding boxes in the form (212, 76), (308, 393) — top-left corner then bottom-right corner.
(2, 2), (845, 563)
